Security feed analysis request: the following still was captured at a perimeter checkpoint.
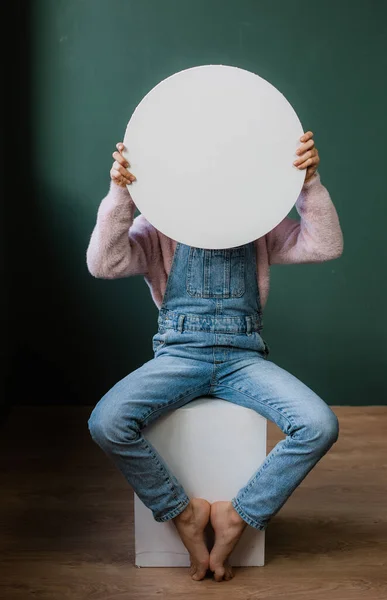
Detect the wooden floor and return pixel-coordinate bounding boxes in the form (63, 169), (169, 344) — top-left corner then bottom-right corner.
(0, 406), (386, 600)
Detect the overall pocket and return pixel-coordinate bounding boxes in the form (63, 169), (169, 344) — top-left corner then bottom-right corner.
(186, 246), (246, 298)
(152, 330), (169, 353)
(251, 331), (270, 358)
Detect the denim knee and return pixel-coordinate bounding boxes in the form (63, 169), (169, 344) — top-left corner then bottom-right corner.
(87, 405), (108, 446)
(314, 410), (339, 448)
(302, 408), (339, 450)
(88, 402), (138, 448)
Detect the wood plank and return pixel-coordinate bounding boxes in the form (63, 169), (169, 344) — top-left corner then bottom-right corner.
(0, 406), (386, 599)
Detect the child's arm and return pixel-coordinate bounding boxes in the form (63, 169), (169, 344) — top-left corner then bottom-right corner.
(86, 181), (158, 278)
(266, 171), (344, 265)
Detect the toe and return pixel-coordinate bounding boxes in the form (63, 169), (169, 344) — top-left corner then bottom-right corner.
(213, 566), (225, 582)
(224, 564), (234, 581)
(191, 562), (208, 581)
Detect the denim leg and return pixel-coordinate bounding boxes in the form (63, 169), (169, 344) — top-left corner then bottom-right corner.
(88, 353), (212, 522)
(212, 354), (339, 530)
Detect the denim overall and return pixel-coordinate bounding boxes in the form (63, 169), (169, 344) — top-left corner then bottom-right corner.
(153, 241), (268, 360)
(89, 241), (339, 530)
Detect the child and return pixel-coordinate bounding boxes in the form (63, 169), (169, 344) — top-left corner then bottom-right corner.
(87, 131), (343, 582)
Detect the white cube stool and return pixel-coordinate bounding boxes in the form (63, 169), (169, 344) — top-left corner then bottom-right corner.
(134, 397), (267, 567)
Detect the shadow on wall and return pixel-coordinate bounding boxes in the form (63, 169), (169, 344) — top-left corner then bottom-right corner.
(3, 1), (135, 417)
(3, 1), (33, 423)
(5, 190), (103, 407)
(6, 173), (157, 410)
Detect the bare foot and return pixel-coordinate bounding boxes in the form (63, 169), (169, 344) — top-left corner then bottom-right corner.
(173, 498), (211, 581)
(209, 501), (247, 582)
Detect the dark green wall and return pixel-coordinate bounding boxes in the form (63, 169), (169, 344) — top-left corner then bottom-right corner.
(6, 0), (387, 407)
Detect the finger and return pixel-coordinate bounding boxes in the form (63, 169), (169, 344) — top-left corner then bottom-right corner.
(111, 167), (126, 181)
(112, 150), (131, 168)
(300, 130), (313, 143)
(294, 148), (317, 165)
(296, 139), (315, 155)
(110, 168), (127, 186)
(116, 142), (125, 153)
(111, 165), (131, 184)
(113, 160), (136, 182)
(296, 156), (318, 169)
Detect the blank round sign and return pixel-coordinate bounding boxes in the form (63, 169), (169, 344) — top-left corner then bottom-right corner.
(123, 65), (305, 249)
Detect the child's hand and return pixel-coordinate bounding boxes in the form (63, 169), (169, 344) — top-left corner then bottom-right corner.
(293, 131), (320, 182)
(110, 142), (137, 187)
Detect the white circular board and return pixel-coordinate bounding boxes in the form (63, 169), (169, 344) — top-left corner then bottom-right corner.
(123, 65), (305, 249)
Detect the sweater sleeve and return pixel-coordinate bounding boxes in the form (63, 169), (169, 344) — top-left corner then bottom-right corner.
(266, 171), (344, 265)
(86, 181), (158, 278)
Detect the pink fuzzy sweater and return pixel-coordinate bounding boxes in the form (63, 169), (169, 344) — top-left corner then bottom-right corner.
(86, 171), (343, 309)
